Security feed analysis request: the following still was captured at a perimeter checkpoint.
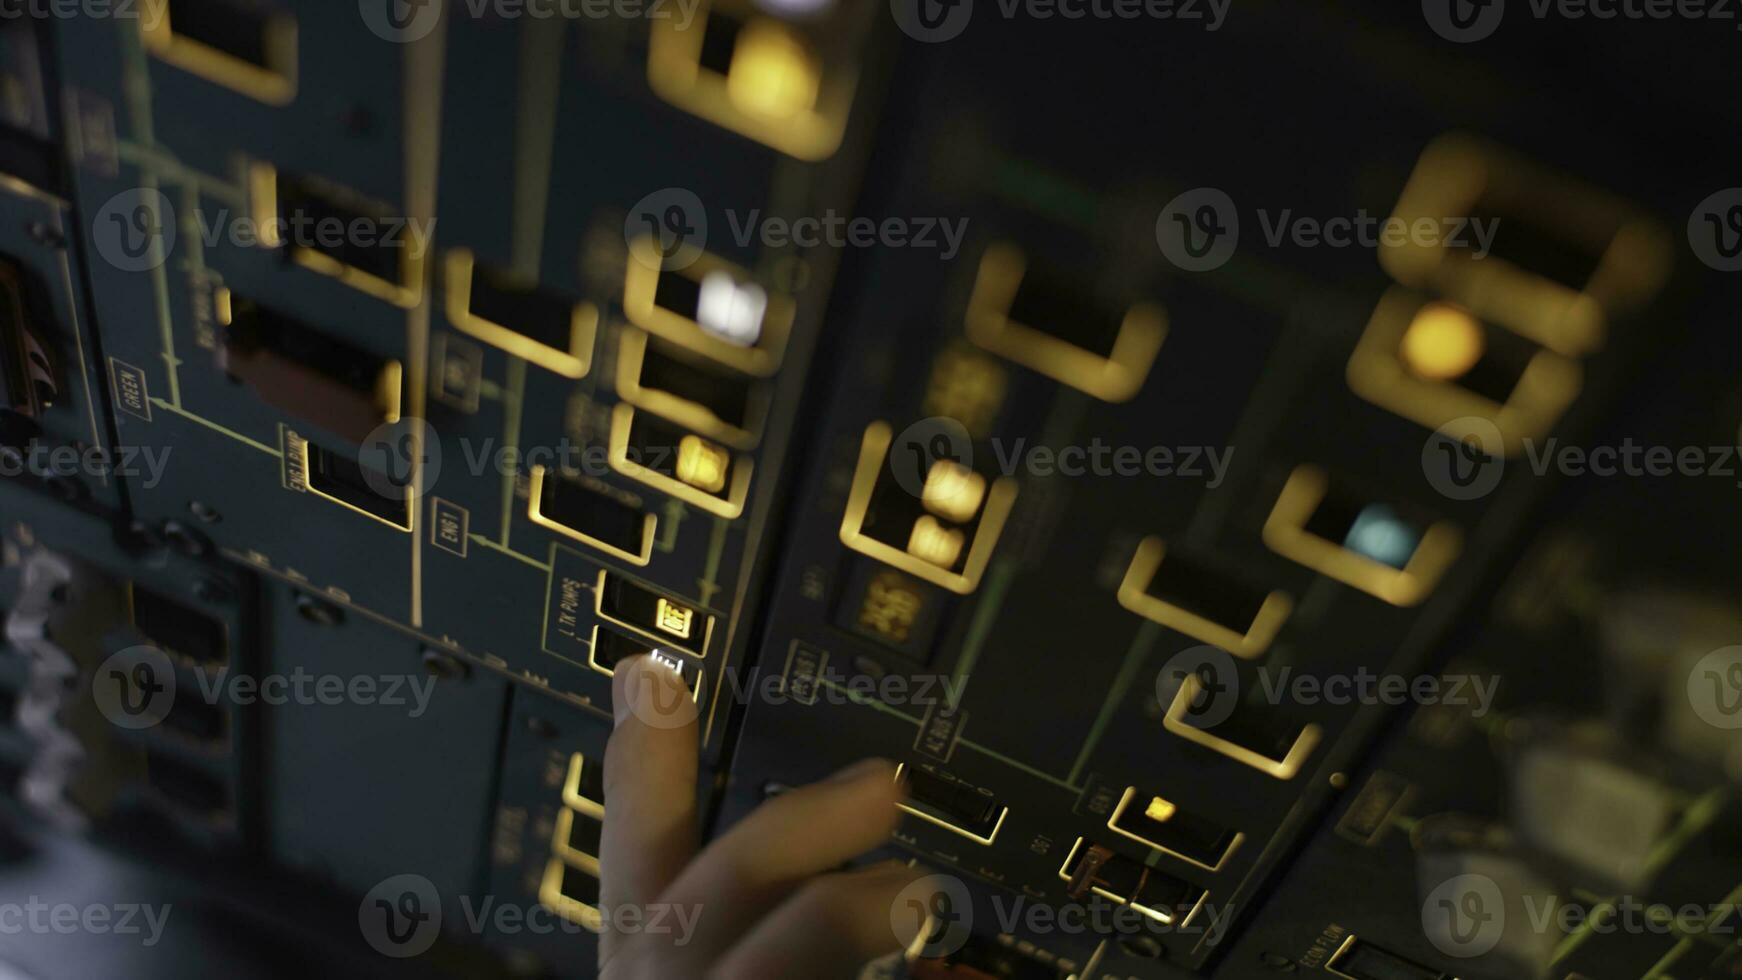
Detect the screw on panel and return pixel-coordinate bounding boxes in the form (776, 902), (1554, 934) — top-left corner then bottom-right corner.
(1258, 952), (1297, 972)
(160, 520), (210, 557)
(421, 648), (469, 681)
(194, 579), (232, 604)
(294, 591), (344, 627)
(25, 222), (64, 248)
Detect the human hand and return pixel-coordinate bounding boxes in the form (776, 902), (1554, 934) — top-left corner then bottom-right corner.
(598, 655), (922, 978)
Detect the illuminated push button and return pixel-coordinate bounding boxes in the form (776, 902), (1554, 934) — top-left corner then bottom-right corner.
(920, 461), (986, 523)
(1144, 796), (1178, 823)
(696, 271), (768, 347)
(654, 597), (695, 640)
(854, 570), (926, 646)
(726, 21), (820, 120)
(676, 434), (730, 493)
(1342, 504), (1422, 570)
(1107, 787), (1243, 870)
(1400, 302), (1485, 381)
(907, 515), (965, 569)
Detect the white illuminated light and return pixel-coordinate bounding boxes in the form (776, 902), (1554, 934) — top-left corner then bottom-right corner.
(696, 271), (767, 347)
(650, 649), (685, 675)
(1343, 505), (1420, 570)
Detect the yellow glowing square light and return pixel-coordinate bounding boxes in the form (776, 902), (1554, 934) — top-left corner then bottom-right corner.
(921, 461), (986, 524)
(858, 571), (924, 644)
(1400, 302), (1485, 382)
(907, 516), (965, 569)
(654, 598), (695, 639)
(1144, 796), (1177, 823)
(726, 21), (820, 120)
(675, 434), (730, 494)
(924, 347), (1008, 438)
